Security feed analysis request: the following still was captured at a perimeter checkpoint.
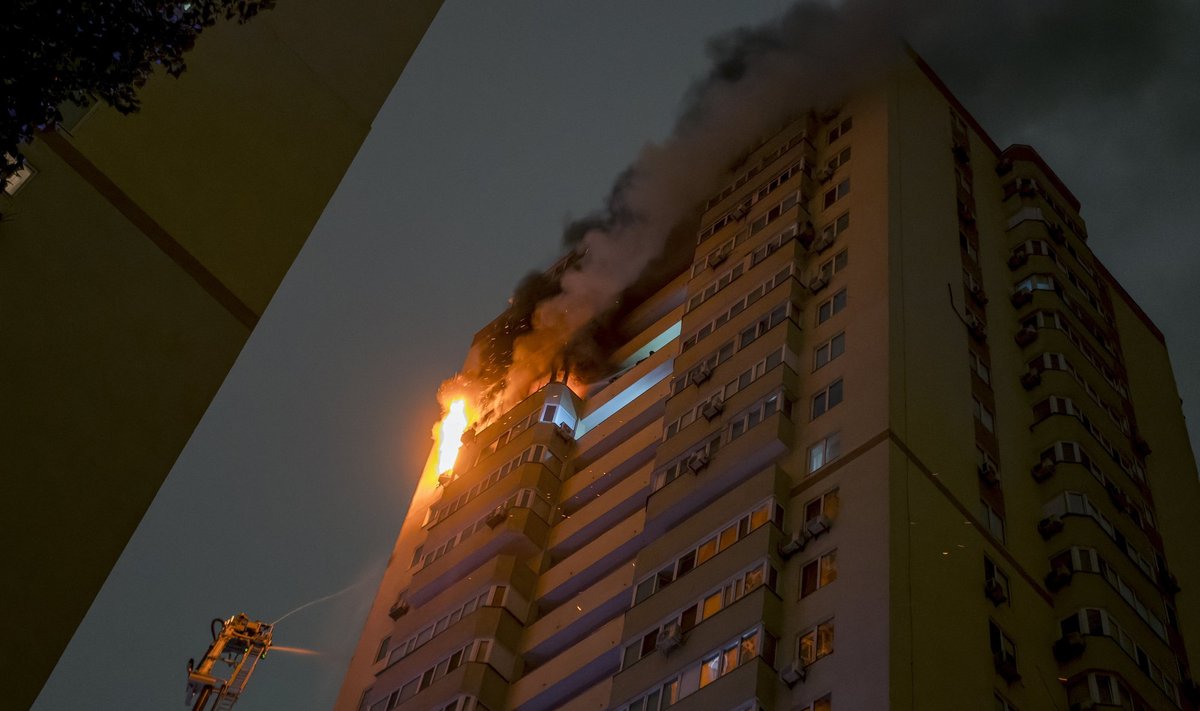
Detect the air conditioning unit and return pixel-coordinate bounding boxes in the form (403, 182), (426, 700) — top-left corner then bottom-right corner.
(692, 362), (713, 385)
(995, 158), (1014, 176)
(731, 204), (750, 221)
(977, 463), (1000, 487)
(808, 275), (829, 294)
(554, 422), (575, 442)
(701, 396), (725, 421)
(952, 143), (970, 164)
(459, 428), (477, 445)
(1010, 287), (1034, 308)
(656, 622), (683, 654)
(707, 247), (730, 267)
(797, 221), (817, 248)
(1159, 569), (1182, 595)
(1030, 458), (1056, 483)
(437, 473), (454, 487)
(816, 166), (834, 184)
(969, 283), (989, 306)
(812, 234), (834, 254)
(777, 530), (809, 559)
(1053, 631), (1086, 662)
(1017, 178), (1038, 197)
(486, 506), (509, 529)
(1133, 435), (1152, 458)
(1006, 251), (1029, 270)
(805, 514), (832, 539)
(1045, 563), (1073, 592)
(994, 655), (1021, 684)
(1014, 325), (1039, 347)
(959, 204), (976, 226)
(984, 578), (1008, 606)
(966, 315), (987, 343)
(1037, 514), (1064, 540)
(388, 596), (410, 620)
(1020, 368), (1042, 390)
(1047, 223), (1066, 243)
(686, 451), (710, 474)
(781, 658), (807, 687)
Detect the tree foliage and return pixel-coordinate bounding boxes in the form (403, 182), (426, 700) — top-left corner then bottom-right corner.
(1, 1), (276, 187)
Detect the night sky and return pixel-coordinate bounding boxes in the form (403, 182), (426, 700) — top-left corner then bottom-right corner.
(33, 2), (1199, 710)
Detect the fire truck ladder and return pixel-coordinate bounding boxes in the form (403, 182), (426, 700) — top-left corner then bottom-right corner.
(186, 614), (273, 711)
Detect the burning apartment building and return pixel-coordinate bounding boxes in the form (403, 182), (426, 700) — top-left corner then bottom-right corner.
(333, 11), (1200, 711)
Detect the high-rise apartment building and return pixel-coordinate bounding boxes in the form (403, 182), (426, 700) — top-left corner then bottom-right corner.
(336, 54), (1200, 711)
(1, 2), (442, 708)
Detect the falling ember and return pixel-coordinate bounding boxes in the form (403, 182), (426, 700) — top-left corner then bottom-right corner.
(437, 399), (469, 474)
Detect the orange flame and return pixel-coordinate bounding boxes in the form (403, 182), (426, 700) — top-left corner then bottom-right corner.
(436, 399), (470, 474)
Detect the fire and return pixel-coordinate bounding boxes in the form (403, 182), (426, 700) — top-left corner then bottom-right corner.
(436, 399), (470, 474)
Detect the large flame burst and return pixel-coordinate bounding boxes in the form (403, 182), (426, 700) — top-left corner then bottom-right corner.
(436, 399), (470, 474)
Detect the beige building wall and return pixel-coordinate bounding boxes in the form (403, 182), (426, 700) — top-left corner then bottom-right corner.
(0, 2), (443, 708)
(338, 53), (1200, 711)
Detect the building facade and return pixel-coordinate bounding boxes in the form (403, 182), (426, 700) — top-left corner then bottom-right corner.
(1, 2), (443, 708)
(335, 55), (1200, 711)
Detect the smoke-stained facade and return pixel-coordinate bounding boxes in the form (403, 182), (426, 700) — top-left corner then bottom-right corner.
(335, 50), (1200, 711)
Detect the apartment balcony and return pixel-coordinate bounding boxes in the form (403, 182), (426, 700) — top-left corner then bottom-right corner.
(391, 661), (511, 711)
(1051, 574), (1172, 654)
(506, 617), (624, 711)
(377, 606), (523, 687)
(574, 368), (671, 468)
(550, 461), (651, 559)
(563, 425), (660, 516)
(429, 462), (562, 535)
(647, 411), (792, 535)
(537, 509), (646, 611)
(555, 677), (612, 711)
(667, 658), (778, 711)
(610, 585), (782, 707)
(522, 563), (636, 667)
(1055, 637), (1181, 710)
(679, 238), (800, 332)
(624, 522), (780, 636)
(409, 508), (550, 606)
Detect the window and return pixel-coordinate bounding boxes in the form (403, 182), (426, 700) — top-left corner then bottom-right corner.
(827, 146), (851, 171)
(817, 289), (847, 324)
(972, 396), (995, 432)
(823, 178), (850, 209)
(827, 116), (852, 143)
(803, 489), (840, 524)
(994, 693), (1018, 711)
(800, 550), (838, 598)
(799, 696), (833, 711)
(817, 250), (849, 281)
(813, 332), (845, 370)
(374, 636), (391, 663)
(821, 212), (851, 243)
(750, 190), (803, 236)
(984, 557), (1010, 604)
(968, 349), (990, 384)
(960, 232), (978, 262)
(798, 619), (835, 665)
(981, 500), (1005, 542)
(988, 620), (1016, 665)
(807, 434), (842, 473)
(811, 379), (844, 419)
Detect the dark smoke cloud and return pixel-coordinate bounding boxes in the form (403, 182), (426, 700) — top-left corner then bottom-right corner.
(490, 1), (910, 410)
(463, 0), (1200, 450)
